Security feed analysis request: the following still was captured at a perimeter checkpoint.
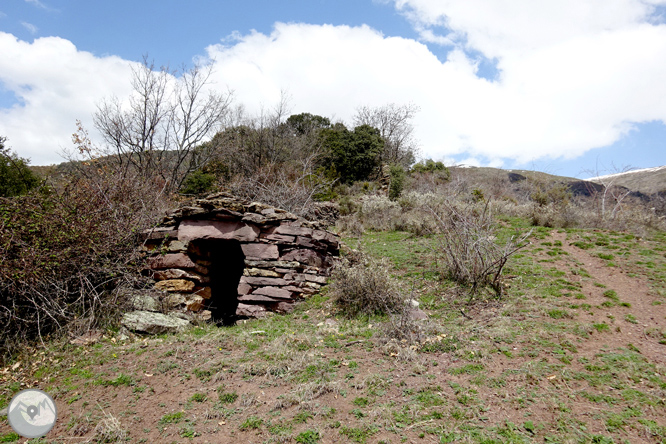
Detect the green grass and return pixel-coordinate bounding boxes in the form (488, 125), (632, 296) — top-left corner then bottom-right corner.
(295, 429), (321, 444)
(340, 425), (379, 443)
(0, 433), (19, 443)
(239, 416), (263, 431)
(218, 389), (238, 404)
(159, 411), (184, 425)
(189, 392), (207, 402)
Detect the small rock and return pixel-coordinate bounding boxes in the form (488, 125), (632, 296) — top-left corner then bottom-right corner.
(186, 295), (205, 312)
(407, 299), (420, 308)
(165, 294), (186, 308)
(121, 311), (191, 334)
(243, 268), (280, 278)
(155, 279), (195, 293)
(131, 294), (159, 312)
(408, 309), (428, 320)
(236, 303), (267, 318)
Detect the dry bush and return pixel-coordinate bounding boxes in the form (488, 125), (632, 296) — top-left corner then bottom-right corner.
(0, 154), (170, 359)
(357, 195), (402, 231)
(426, 200), (530, 296)
(336, 192), (444, 236)
(229, 163), (334, 218)
(329, 256), (405, 318)
(335, 214), (365, 237)
(378, 307), (425, 344)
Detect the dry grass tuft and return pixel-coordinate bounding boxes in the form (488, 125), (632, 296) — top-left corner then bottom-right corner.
(329, 256), (405, 318)
(93, 412), (127, 443)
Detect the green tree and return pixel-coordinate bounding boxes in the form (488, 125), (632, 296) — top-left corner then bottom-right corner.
(320, 124), (384, 184)
(286, 112), (331, 136)
(0, 136), (40, 197)
(353, 103), (419, 168)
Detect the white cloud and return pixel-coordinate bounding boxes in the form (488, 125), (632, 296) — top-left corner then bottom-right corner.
(2, 2), (666, 168)
(21, 22), (38, 34)
(25, 0), (48, 9)
(0, 32), (134, 164)
(204, 17), (666, 165)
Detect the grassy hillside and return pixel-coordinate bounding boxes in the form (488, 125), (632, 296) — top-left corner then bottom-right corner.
(1, 214), (665, 443)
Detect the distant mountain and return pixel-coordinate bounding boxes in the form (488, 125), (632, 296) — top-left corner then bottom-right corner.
(586, 166), (666, 195)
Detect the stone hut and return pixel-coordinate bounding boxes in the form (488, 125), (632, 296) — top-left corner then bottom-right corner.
(140, 192), (339, 324)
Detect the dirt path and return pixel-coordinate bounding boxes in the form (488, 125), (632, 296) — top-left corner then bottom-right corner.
(548, 231), (666, 365)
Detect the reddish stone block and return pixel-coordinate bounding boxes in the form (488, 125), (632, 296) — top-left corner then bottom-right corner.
(237, 282), (252, 295)
(260, 233), (296, 243)
(283, 285), (303, 293)
(236, 303), (267, 317)
(178, 219), (259, 242)
(146, 253), (197, 270)
(240, 276), (288, 286)
(274, 225), (314, 237)
(293, 274), (328, 284)
(280, 249), (324, 267)
(272, 301), (294, 313)
(241, 243), (279, 260)
(238, 294), (282, 302)
(252, 286), (292, 300)
(312, 230), (339, 245)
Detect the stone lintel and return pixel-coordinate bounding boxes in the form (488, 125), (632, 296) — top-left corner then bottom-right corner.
(178, 219), (259, 242)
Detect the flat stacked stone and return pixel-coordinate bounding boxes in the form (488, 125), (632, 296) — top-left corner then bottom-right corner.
(141, 192), (338, 320)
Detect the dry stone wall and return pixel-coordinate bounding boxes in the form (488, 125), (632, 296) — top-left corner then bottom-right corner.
(140, 192), (339, 320)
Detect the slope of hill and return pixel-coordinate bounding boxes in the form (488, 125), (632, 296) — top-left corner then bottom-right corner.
(586, 165), (666, 195)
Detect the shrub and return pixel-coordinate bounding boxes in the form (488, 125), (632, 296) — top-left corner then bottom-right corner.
(426, 200), (530, 296)
(329, 256), (404, 317)
(229, 164), (335, 218)
(357, 195), (402, 231)
(179, 170), (217, 195)
(0, 153), (169, 360)
(0, 137), (40, 197)
(388, 165), (406, 200)
(411, 159), (448, 176)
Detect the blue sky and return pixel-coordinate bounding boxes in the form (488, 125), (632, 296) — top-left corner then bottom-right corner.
(1, 0), (666, 179)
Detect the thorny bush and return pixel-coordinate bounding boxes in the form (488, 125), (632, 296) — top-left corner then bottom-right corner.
(426, 200), (531, 296)
(0, 159), (170, 360)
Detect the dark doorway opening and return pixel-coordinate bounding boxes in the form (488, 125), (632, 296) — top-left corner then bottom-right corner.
(189, 239), (245, 326)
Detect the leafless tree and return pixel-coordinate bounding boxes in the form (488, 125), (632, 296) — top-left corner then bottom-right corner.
(353, 103), (420, 168)
(584, 163), (634, 221)
(93, 57), (233, 192)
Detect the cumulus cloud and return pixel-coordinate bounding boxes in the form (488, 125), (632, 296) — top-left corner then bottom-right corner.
(0, 32), (134, 164)
(1, 2), (666, 167)
(386, 0), (666, 163)
(204, 15), (666, 165)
